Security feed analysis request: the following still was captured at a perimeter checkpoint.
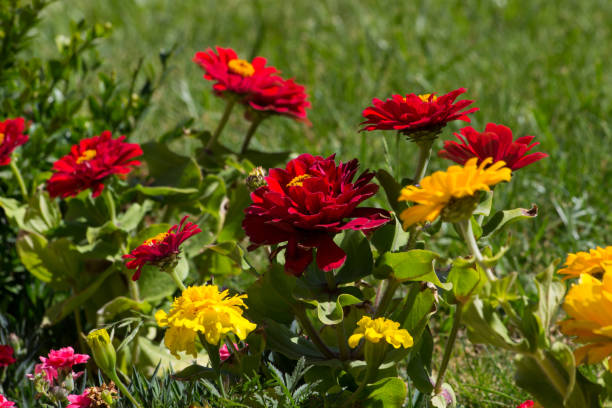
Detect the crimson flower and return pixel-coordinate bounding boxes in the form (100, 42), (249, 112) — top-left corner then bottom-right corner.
(360, 88), (478, 138)
(29, 347), (89, 384)
(0, 395), (15, 408)
(0, 345), (15, 367)
(123, 216), (201, 281)
(46, 131), (142, 198)
(247, 77), (310, 122)
(243, 154), (390, 276)
(193, 46), (278, 98)
(438, 123), (547, 171)
(517, 401), (535, 408)
(0, 117), (28, 166)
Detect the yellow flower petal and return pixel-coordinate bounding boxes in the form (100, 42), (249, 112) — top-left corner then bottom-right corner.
(348, 316), (413, 349)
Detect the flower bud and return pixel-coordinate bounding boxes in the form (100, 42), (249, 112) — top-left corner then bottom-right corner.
(440, 194), (481, 223)
(246, 166), (267, 191)
(86, 329), (117, 378)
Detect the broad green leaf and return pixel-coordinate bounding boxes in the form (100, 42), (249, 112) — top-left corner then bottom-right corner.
(362, 377), (407, 408)
(405, 328), (434, 394)
(97, 296), (152, 323)
(131, 184), (198, 197)
(374, 250), (451, 289)
(447, 259), (485, 303)
(375, 169), (408, 217)
(172, 364), (218, 381)
(482, 205), (538, 237)
(137, 255), (188, 301)
(116, 200), (154, 232)
(316, 293), (362, 325)
(142, 141), (203, 189)
(195, 242), (244, 276)
(335, 230), (373, 284)
(532, 262), (565, 348)
(216, 183), (250, 243)
(473, 190), (493, 216)
(240, 149), (292, 168)
(247, 264), (298, 324)
(261, 319), (327, 362)
(138, 337), (208, 375)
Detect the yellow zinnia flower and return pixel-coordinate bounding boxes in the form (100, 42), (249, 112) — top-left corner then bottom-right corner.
(559, 265), (612, 370)
(348, 316), (413, 349)
(155, 285), (256, 358)
(557, 246), (612, 280)
(398, 157), (511, 229)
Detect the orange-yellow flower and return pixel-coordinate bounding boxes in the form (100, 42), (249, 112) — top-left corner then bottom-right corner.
(348, 316), (413, 349)
(557, 246), (612, 280)
(559, 265), (612, 370)
(398, 157), (511, 229)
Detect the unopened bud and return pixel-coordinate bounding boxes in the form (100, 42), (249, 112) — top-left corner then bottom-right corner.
(246, 167), (267, 191)
(440, 194), (480, 223)
(86, 329), (117, 378)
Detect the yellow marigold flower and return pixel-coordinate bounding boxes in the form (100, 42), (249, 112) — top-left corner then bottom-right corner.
(557, 246), (612, 280)
(398, 157), (511, 229)
(348, 316), (413, 349)
(155, 285), (256, 358)
(559, 265), (612, 370)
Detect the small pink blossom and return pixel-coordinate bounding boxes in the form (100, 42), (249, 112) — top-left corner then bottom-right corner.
(28, 347), (89, 384)
(0, 394), (15, 408)
(219, 343), (247, 362)
(67, 391), (92, 408)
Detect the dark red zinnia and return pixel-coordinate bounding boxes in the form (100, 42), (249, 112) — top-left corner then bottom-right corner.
(0, 117), (29, 166)
(247, 77), (311, 122)
(123, 215), (201, 281)
(46, 130), (142, 198)
(242, 154), (390, 276)
(359, 88), (478, 136)
(0, 345), (16, 367)
(438, 123), (548, 171)
(193, 46), (278, 97)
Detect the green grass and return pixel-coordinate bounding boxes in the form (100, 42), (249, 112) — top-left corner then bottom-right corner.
(34, 0), (612, 405)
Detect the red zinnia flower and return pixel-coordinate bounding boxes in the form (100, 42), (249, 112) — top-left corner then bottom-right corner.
(193, 46), (278, 98)
(438, 123), (548, 171)
(360, 88), (478, 138)
(247, 77), (311, 122)
(0, 345), (16, 367)
(242, 154), (390, 276)
(0, 117), (28, 166)
(517, 401), (535, 408)
(123, 215), (201, 281)
(46, 130), (142, 198)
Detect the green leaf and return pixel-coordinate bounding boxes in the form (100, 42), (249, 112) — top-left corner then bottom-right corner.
(97, 296), (152, 322)
(247, 264), (298, 325)
(374, 250), (451, 289)
(116, 200), (154, 232)
(195, 242), (244, 276)
(0, 190), (61, 234)
(405, 329), (434, 394)
(447, 259), (485, 303)
(362, 377), (407, 408)
(172, 364), (218, 381)
(131, 184), (199, 197)
(240, 149), (292, 168)
(375, 169), (408, 217)
(137, 256), (187, 301)
(217, 183), (250, 243)
(335, 230), (373, 284)
(532, 261), (565, 348)
(473, 190), (493, 216)
(482, 205), (538, 237)
(138, 337), (209, 373)
(141, 141), (203, 189)
(316, 293), (362, 325)
(261, 318), (327, 362)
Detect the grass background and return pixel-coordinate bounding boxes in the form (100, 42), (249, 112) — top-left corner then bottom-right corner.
(34, 0), (612, 406)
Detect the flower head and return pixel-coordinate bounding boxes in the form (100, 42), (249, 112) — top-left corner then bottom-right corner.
(0, 345), (16, 367)
(30, 347), (89, 384)
(46, 131), (142, 198)
(155, 285), (256, 358)
(242, 153), (390, 276)
(348, 316), (413, 349)
(0, 395), (15, 408)
(193, 46), (278, 98)
(67, 391), (92, 408)
(0, 117), (28, 166)
(557, 246), (612, 280)
(559, 266), (612, 370)
(398, 157), (511, 229)
(438, 123), (547, 171)
(246, 77), (310, 122)
(86, 329), (116, 378)
(123, 216), (201, 281)
(360, 88), (478, 139)
(517, 401), (535, 408)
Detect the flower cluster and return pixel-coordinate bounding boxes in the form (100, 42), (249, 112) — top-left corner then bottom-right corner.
(398, 157), (512, 229)
(0, 395), (15, 408)
(155, 285), (256, 357)
(124, 215), (201, 280)
(0, 117), (28, 166)
(348, 316), (413, 349)
(243, 153), (390, 275)
(557, 246), (612, 280)
(29, 347), (89, 384)
(0, 345), (15, 367)
(67, 382), (118, 408)
(46, 130), (142, 198)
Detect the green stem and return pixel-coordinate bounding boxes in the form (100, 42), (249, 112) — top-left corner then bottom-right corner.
(109, 370), (143, 408)
(168, 266), (186, 292)
(239, 115), (264, 155)
(434, 302), (463, 393)
(207, 98), (236, 149)
(374, 278), (400, 318)
(73, 309), (87, 353)
(102, 188), (117, 226)
(458, 218), (496, 281)
(343, 361), (378, 408)
(293, 304), (336, 359)
(9, 160), (28, 200)
(325, 269), (336, 290)
(532, 351), (568, 397)
(335, 321), (350, 361)
(413, 138), (434, 183)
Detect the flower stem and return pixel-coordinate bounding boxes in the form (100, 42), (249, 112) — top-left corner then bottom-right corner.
(374, 278), (400, 318)
(335, 321), (350, 361)
(434, 302), (463, 394)
(293, 303), (336, 359)
(9, 160), (28, 200)
(109, 370), (143, 408)
(207, 98), (236, 150)
(239, 115), (264, 156)
(343, 361), (378, 407)
(458, 218), (496, 281)
(413, 138), (434, 183)
(102, 188), (117, 226)
(168, 266), (186, 292)
(532, 351), (568, 398)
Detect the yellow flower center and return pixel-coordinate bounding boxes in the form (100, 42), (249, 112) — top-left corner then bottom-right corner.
(228, 59), (255, 77)
(144, 232), (169, 246)
(76, 149), (97, 164)
(0, 132), (5, 145)
(286, 174), (312, 187)
(418, 93), (438, 102)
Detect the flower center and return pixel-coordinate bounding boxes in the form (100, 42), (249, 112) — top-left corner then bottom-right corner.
(418, 93), (438, 102)
(0, 133), (4, 145)
(76, 149), (97, 164)
(144, 232), (169, 246)
(286, 174), (312, 187)
(228, 59), (255, 77)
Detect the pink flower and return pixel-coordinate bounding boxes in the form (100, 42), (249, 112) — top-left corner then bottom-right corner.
(67, 391), (92, 408)
(219, 344), (232, 362)
(517, 401), (535, 408)
(0, 395), (15, 408)
(29, 347), (89, 383)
